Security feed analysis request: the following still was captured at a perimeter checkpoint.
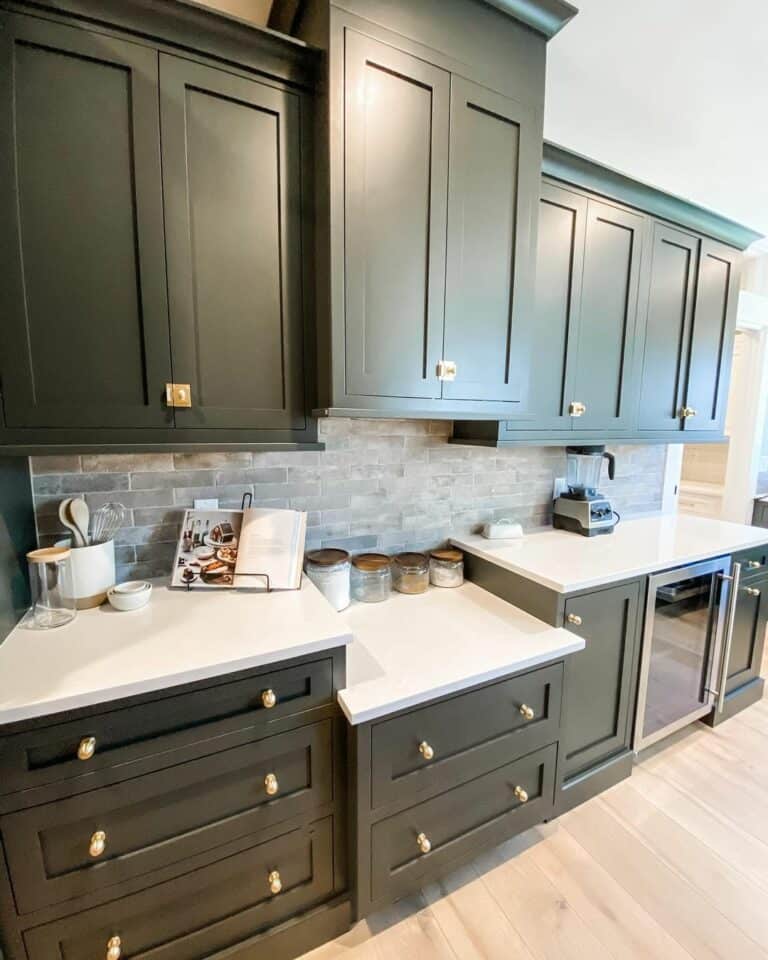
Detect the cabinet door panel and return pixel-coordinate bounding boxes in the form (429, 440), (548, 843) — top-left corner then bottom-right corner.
(442, 78), (539, 403)
(0, 14), (171, 429)
(638, 223), (698, 431)
(160, 55), (306, 429)
(344, 31), (449, 399)
(572, 200), (644, 431)
(562, 581), (640, 780)
(684, 239), (740, 433)
(725, 573), (768, 694)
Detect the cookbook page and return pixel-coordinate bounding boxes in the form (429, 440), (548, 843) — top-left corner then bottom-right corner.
(171, 510), (243, 588)
(234, 509), (307, 590)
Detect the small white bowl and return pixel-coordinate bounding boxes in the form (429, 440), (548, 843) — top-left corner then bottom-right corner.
(107, 581), (152, 612)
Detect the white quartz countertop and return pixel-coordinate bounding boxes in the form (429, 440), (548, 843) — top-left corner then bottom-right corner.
(451, 514), (768, 594)
(337, 582), (583, 725)
(0, 578), (352, 726)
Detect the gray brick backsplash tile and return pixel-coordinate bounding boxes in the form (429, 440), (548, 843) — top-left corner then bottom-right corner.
(30, 421), (668, 579)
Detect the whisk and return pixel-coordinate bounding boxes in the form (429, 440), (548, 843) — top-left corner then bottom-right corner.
(89, 503), (126, 544)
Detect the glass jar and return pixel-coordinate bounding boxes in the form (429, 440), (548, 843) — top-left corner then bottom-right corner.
(26, 546), (77, 629)
(304, 549), (351, 611)
(429, 548), (464, 588)
(392, 552), (429, 595)
(351, 553), (392, 603)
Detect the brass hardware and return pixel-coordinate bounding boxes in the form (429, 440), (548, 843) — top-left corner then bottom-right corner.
(261, 688), (277, 709)
(748, 560), (762, 570)
(746, 586), (762, 597)
(89, 830), (107, 858)
(519, 704), (535, 721)
(106, 936), (122, 960)
(418, 741), (435, 761)
(436, 360), (457, 382)
(165, 382), (192, 408)
(566, 613), (582, 626)
(679, 406), (697, 419)
(77, 736), (96, 761)
(268, 870), (282, 895)
(416, 832), (432, 854)
(568, 401), (586, 417)
(264, 773), (279, 796)
(514, 785), (529, 803)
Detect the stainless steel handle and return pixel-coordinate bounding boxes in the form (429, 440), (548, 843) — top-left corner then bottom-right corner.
(717, 563), (741, 713)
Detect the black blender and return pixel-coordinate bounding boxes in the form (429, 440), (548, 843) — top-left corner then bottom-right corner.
(553, 446), (618, 536)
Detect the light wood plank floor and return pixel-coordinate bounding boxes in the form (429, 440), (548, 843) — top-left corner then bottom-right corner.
(303, 679), (768, 959)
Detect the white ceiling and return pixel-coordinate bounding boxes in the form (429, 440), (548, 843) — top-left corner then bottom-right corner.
(544, 0), (768, 248)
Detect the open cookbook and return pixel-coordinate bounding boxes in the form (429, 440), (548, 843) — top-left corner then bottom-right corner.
(171, 508), (307, 591)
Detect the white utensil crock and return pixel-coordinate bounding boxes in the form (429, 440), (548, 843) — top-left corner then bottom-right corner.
(55, 538), (116, 609)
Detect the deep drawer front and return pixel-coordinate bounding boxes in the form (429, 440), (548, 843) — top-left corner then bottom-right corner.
(370, 664), (562, 809)
(371, 744), (556, 904)
(0, 658), (333, 798)
(24, 817), (334, 960)
(3, 720), (333, 915)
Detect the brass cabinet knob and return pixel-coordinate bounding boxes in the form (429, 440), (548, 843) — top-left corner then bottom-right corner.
(514, 785), (529, 804)
(264, 773), (279, 796)
(566, 613), (582, 626)
(519, 704), (535, 721)
(568, 401), (586, 417)
(679, 406), (698, 419)
(89, 830), (107, 858)
(261, 688), (277, 709)
(77, 736), (97, 761)
(416, 832), (432, 854)
(418, 741), (435, 761)
(268, 869), (282, 895)
(106, 936), (122, 960)
(748, 560), (762, 569)
(746, 586), (762, 597)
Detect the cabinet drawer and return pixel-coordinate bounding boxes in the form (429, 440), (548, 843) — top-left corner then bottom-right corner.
(3, 720), (333, 914)
(734, 546), (768, 579)
(370, 664), (561, 809)
(23, 817), (334, 960)
(370, 744), (556, 904)
(0, 658), (333, 799)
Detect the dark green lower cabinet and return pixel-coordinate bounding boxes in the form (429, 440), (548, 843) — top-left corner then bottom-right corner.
(556, 580), (642, 813)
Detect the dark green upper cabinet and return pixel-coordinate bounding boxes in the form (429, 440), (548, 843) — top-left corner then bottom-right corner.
(0, 14), (172, 431)
(160, 55), (306, 430)
(441, 79), (539, 404)
(343, 32), (449, 401)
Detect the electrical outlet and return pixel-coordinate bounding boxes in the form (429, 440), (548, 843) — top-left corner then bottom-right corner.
(553, 477), (567, 500)
(194, 498), (219, 510)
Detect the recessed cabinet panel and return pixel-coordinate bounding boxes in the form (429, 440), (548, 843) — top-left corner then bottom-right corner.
(725, 573), (768, 695)
(0, 15), (171, 429)
(344, 31), (449, 399)
(684, 239), (739, 433)
(638, 224), (698, 431)
(572, 200), (643, 431)
(442, 79), (537, 403)
(160, 55), (306, 429)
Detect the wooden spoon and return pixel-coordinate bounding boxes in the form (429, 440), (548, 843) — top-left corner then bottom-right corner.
(67, 497), (90, 547)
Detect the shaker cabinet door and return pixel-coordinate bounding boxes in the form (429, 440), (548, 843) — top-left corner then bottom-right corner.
(160, 55), (307, 430)
(725, 572), (768, 695)
(637, 223), (699, 432)
(571, 200), (644, 431)
(683, 239), (740, 433)
(441, 78), (539, 404)
(0, 14), (172, 429)
(343, 31), (449, 400)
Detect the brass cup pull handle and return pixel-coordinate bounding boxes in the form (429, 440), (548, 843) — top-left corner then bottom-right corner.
(748, 560), (762, 569)
(78, 736), (97, 761)
(89, 830), (107, 858)
(746, 586), (762, 597)
(106, 935), (122, 960)
(264, 773), (279, 796)
(268, 869), (282, 895)
(416, 832), (432, 854)
(418, 741), (435, 761)
(566, 613), (582, 626)
(261, 688), (277, 709)
(514, 785), (529, 804)
(519, 704), (535, 721)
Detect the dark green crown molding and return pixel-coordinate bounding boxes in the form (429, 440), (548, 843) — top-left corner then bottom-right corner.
(543, 142), (764, 251)
(480, 0), (578, 39)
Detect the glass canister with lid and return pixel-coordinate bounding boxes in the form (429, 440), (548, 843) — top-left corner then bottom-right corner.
(392, 551), (429, 595)
(26, 546), (77, 628)
(304, 549), (351, 611)
(429, 548), (464, 587)
(351, 553), (392, 602)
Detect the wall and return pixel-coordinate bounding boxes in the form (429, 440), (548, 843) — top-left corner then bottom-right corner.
(30, 420), (668, 583)
(681, 443), (729, 486)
